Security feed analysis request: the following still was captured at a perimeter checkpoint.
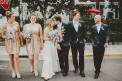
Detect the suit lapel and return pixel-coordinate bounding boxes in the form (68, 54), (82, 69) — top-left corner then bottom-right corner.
(99, 24), (104, 34)
(78, 23), (82, 33)
(93, 25), (98, 34)
(72, 22), (77, 33)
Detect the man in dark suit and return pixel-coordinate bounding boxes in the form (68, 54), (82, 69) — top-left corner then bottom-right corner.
(53, 16), (71, 76)
(90, 15), (109, 79)
(68, 12), (85, 77)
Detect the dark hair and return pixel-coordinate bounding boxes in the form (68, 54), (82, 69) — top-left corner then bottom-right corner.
(53, 16), (62, 22)
(72, 12), (80, 17)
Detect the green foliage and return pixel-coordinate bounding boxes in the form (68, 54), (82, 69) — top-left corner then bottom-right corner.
(24, 0), (74, 19)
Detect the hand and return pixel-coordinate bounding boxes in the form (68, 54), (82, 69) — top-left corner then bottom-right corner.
(57, 44), (61, 50)
(40, 42), (44, 49)
(20, 42), (24, 47)
(104, 43), (108, 48)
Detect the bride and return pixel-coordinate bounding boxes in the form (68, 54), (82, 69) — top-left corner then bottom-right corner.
(40, 19), (60, 81)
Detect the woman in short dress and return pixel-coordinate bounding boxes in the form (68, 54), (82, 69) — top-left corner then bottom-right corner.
(23, 14), (43, 76)
(2, 11), (23, 78)
(40, 19), (59, 81)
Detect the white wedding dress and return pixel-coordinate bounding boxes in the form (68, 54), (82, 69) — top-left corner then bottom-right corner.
(39, 28), (59, 79)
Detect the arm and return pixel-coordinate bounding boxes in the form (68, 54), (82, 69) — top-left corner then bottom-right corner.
(1, 24), (7, 39)
(39, 24), (43, 48)
(17, 23), (23, 46)
(43, 28), (50, 41)
(104, 24), (110, 48)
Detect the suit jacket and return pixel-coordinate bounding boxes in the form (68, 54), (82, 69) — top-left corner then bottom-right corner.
(68, 21), (85, 45)
(59, 23), (71, 46)
(90, 23), (109, 46)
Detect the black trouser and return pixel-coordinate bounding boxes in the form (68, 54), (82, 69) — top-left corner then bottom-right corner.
(71, 42), (85, 73)
(58, 44), (70, 73)
(93, 45), (105, 74)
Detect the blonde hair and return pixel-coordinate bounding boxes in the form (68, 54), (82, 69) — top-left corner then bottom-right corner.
(46, 19), (54, 29)
(5, 11), (14, 20)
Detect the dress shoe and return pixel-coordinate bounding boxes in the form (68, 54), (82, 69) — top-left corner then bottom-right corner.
(80, 72), (85, 77)
(62, 72), (68, 77)
(94, 73), (99, 79)
(74, 69), (78, 73)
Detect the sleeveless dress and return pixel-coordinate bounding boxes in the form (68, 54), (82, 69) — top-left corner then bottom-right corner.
(5, 23), (20, 54)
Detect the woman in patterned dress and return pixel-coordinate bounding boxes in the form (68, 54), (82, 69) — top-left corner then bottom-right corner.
(23, 14), (43, 76)
(2, 11), (23, 79)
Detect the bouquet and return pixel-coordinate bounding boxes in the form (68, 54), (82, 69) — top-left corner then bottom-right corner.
(22, 31), (32, 39)
(48, 29), (62, 43)
(6, 28), (15, 39)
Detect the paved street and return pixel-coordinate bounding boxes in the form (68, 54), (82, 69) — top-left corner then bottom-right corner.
(0, 57), (122, 81)
(0, 43), (122, 81)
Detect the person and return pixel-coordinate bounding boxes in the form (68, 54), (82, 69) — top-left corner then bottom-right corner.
(90, 15), (109, 79)
(2, 11), (23, 78)
(68, 12), (85, 77)
(22, 14), (43, 76)
(53, 16), (70, 76)
(40, 19), (59, 81)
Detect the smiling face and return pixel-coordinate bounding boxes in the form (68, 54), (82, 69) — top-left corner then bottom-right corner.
(94, 15), (102, 24)
(30, 15), (37, 24)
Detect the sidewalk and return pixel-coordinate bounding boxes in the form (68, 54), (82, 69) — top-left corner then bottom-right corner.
(0, 57), (122, 81)
(0, 44), (122, 60)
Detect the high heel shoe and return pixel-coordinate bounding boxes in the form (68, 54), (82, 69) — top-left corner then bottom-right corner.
(34, 71), (38, 77)
(12, 72), (16, 78)
(16, 73), (21, 79)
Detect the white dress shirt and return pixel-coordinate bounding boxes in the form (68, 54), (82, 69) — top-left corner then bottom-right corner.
(73, 20), (79, 32)
(96, 23), (102, 33)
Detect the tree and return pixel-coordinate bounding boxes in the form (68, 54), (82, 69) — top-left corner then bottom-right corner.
(24, 0), (74, 21)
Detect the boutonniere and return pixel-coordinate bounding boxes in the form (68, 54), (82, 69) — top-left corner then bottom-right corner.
(61, 26), (65, 36)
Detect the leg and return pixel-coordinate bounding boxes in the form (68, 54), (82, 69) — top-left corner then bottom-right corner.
(9, 54), (16, 78)
(28, 55), (34, 72)
(78, 43), (85, 73)
(63, 45), (70, 74)
(93, 45), (105, 79)
(78, 43), (85, 77)
(71, 43), (78, 72)
(14, 54), (21, 78)
(93, 46), (105, 74)
(57, 45), (64, 72)
(34, 54), (39, 76)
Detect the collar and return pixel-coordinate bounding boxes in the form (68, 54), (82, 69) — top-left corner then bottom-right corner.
(57, 22), (62, 27)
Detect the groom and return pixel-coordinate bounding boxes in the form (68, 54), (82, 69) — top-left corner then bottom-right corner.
(53, 16), (71, 76)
